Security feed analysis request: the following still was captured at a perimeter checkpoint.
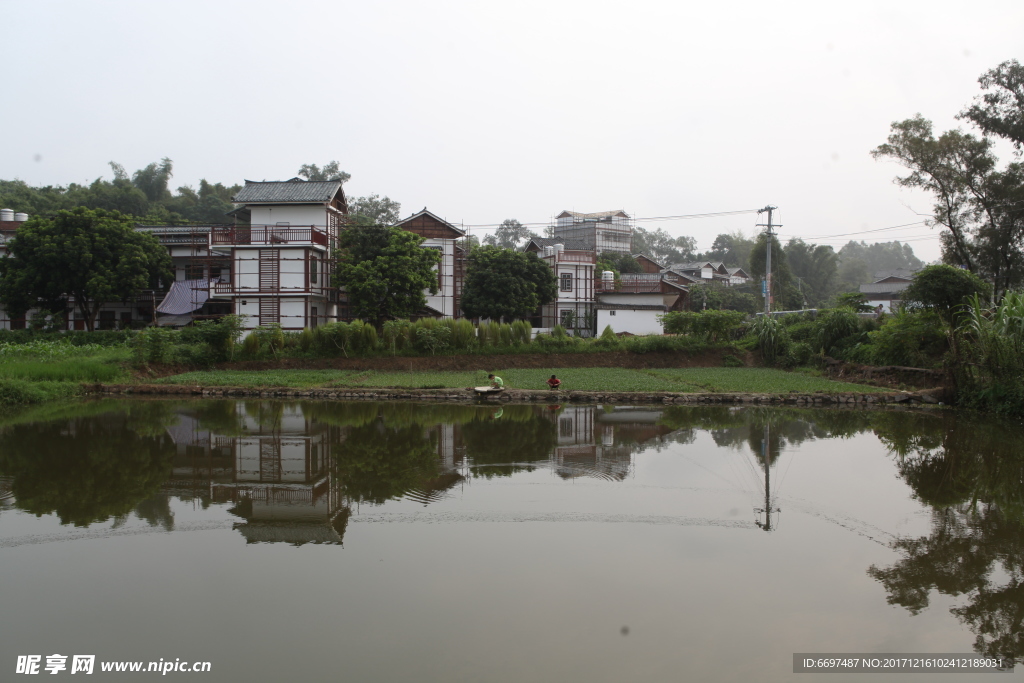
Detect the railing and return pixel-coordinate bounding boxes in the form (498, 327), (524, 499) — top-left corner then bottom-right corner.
(211, 225), (329, 247)
(213, 282), (234, 296)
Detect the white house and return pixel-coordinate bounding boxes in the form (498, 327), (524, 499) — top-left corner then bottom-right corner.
(538, 244), (596, 333)
(595, 273), (687, 335)
(393, 208), (466, 319)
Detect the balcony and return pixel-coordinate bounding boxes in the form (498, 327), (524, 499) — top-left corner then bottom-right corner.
(211, 225), (329, 247)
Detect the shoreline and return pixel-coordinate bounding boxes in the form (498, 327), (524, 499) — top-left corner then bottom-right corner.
(90, 383), (948, 407)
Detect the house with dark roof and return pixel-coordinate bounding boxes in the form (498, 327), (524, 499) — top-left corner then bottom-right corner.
(393, 208), (466, 319)
(859, 270), (918, 312)
(663, 261), (731, 284)
(199, 178), (348, 330)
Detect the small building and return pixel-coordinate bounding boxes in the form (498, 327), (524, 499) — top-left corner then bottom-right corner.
(859, 270), (918, 312)
(538, 244), (596, 333)
(727, 267), (751, 286)
(393, 208), (466, 319)
(594, 272), (687, 335)
(663, 261), (731, 285)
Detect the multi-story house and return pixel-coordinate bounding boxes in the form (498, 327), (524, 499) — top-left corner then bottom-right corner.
(537, 243), (596, 332)
(211, 178), (347, 330)
(552, 209), (633, 255)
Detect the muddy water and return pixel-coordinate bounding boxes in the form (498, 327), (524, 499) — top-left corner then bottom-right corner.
(1, 400), (1021, 682)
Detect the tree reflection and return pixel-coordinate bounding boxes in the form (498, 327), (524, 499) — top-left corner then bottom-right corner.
(868, 412), (1024, 662)
(332, 419), (442, 505)
(461, 405), (559, 478)
(0, 413), (175, 526)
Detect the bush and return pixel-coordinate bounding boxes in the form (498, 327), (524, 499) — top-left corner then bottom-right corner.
(813, 308), (861, 356)
(752, 315), (789, 365)
(240, 331), (261, 358)
(510, 320), (532, 345)
(861, 309), (947, 368)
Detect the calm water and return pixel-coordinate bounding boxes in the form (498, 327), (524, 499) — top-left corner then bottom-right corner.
(1, 399), (1022, 682)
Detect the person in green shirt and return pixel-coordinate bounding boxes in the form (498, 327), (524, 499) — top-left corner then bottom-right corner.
(488, 373), (504, 389)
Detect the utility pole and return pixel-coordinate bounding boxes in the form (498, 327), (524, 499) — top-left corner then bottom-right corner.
(756, 206), (780, 315)
(755, 422), (779, 532)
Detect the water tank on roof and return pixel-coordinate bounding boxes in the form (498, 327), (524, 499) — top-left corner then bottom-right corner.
(602, 270), (615, 285)
(0, 209), (13, 222)
(544, 246), (554, 257)
(554, 243), (564, 257)
(14, 212), (28, 222)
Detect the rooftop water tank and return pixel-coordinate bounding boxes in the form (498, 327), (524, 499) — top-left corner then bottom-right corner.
(602, 270), (615, 284)
(14, 212), (28, 222)
(543, 246), (554, 257)
(554, 243), (564, 257)
(0, 209), (13, 222)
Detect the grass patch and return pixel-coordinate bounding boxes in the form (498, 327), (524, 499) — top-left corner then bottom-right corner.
(0, 379), (83, 408)
(155, 367), (885, 394)
(0, 359), (128, 382)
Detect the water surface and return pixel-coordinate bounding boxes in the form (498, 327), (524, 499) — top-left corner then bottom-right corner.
(1, 399), (1021, 682)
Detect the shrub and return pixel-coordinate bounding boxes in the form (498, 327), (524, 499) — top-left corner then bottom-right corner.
(722, 354), (744, 367)
(498, 323), (513, 347)
(551, 325), (569, 340)
(240, 331), (261, 358)
(813, 308), (861, 356)
(298, 328), (315, 352)
(510, 320), (532, 345)
(382, 320), (411, 354)
(863, 309), (947, 367)
(752, 315), (789, 365)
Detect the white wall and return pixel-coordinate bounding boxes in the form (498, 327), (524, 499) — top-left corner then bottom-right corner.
(248, 205), (327, 226)
(597, 308), (663, 335)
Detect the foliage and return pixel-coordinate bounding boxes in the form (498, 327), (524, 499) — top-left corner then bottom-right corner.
(687, 283), (759, 313)
(631, 227), (697, 264)
(331, 420), (441, 505)
(902, 264), (991, 323)
(954, 291), (1024, 415)
(0, 379), (82, 408)
(347, 193), (402, 227)
(749, 233), (802, 311)
(960, 58), (1024, 151)
(596, 251), (643, 276)
(873, 112), (1024, 298)
(335, 224), (440, 327)
(0, 207), (173, 331)
(858, 309), (947, 368)
(661, 310), (746, 341)
(831, 292), (873, 312)
(752, 315), (789, 365)
(482, 219), (539, 250)
(814, 307), (861, 356)
(461, 246), (557, 321)
(297, 161), (350, 183)
(785, 238), (839, 307)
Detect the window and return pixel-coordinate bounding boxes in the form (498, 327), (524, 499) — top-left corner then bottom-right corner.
(310, 306), (318, 328)
(120, 312), (132, 328)
(610, 310), (616, 316)
(560, 310), (574, 327)
(560, 273), (573, 292)
(310, 257), (318, 284)
(186, 264), (204, 280)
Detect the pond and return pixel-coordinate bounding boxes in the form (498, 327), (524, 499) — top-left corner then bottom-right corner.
(1, 399), (1021, 682)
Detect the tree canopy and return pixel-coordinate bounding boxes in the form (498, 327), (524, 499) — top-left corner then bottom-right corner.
(461, 246), (557, 321)
(873, 63), (1024, 299)
(632, 227), (697, 264)
(482, 219), (539, 250)
(348, 194), (402, 227)
(902, 263), (991, 322)
(297, 160), (351, 183)
(0, 207), (172, 330)
(335, 224), (440, 327)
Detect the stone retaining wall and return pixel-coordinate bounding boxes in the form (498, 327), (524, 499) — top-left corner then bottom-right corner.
(90, 383), (948, 407)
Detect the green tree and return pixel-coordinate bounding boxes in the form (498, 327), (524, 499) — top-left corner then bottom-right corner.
(902, 263), (991, 323)
(749, 233), (802, 311)
(960, 58), (1024, 151)
(482, 219), (539, 250)
(348, 194), (402, 226)
(461, 246), (557, 321)
(785, 238), (839, 307)
(131, 157), (174, 203)
(703, 231), (755, 270)
(632, 227), (697, 264)
(872, 115), (1024, 297)
(0, 208), (172, 330)
(297, 161), (351, 183)
(335, 224), (440, 327)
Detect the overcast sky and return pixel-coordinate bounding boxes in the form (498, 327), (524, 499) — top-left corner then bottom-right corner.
(3, 0), (1023, 261)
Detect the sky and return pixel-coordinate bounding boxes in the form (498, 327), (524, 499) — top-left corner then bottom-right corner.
(2, 0), (1023, 263)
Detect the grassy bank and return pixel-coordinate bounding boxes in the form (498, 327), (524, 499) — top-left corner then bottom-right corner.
(0, 340), (131, 408)
(156, 367), (886, 394)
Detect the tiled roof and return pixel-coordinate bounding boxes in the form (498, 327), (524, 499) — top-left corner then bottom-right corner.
(557, 209), (629, 219)
(232, 179), (344, 204)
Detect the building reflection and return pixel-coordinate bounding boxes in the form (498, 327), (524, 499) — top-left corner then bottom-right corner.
(163, 404), (347, 546)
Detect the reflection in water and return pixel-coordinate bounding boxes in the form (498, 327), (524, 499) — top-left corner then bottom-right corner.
(2, 400), (1024, 662)
(866, 412), (1024, 663)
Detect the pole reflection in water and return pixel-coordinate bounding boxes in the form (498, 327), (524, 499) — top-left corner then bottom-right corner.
(1, 400), (1024, 678)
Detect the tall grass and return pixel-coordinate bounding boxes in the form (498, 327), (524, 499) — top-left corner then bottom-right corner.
(955, 291), (1024, 415)
(0, 359), (126, 382)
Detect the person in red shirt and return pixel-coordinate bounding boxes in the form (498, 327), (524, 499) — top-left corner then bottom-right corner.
(546, 375), (561, 390)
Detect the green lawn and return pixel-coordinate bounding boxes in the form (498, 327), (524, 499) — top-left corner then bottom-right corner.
(156, 367), (885, 394)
